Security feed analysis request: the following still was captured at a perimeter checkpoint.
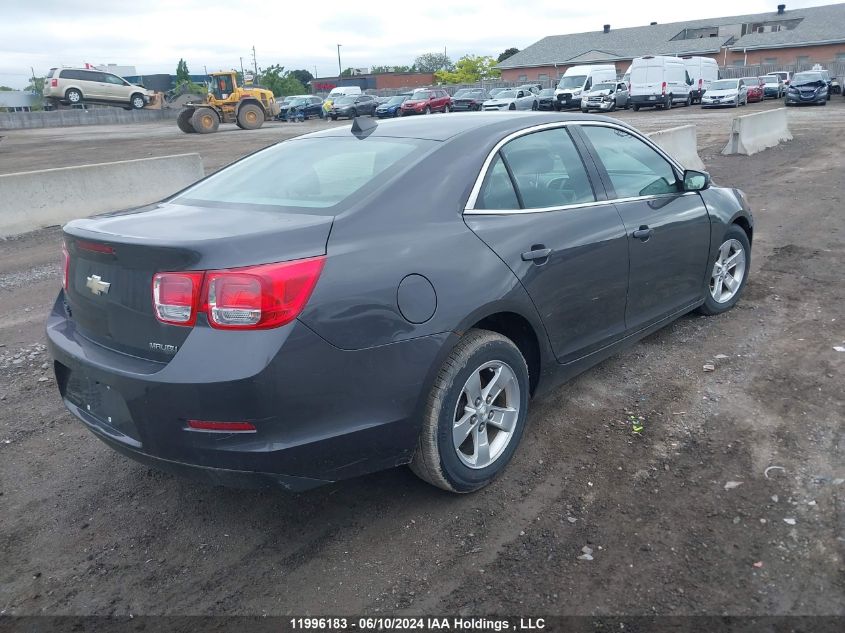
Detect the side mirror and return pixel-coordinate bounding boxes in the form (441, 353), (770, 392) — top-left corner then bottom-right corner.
(683, 169), (710, 192)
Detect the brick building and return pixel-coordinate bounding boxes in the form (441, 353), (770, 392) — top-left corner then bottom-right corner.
(311, 72), (435, 94)
(497, 3), (845, 82)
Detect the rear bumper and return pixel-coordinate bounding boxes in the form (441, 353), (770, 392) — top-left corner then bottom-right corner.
(46, 293), (450, 490)
(630, 95), (664, 106)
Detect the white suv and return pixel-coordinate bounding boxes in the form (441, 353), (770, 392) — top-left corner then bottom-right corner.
(44, 67), (153, 109)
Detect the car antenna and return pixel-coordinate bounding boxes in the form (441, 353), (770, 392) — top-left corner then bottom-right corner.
(351, 116), (378, 138)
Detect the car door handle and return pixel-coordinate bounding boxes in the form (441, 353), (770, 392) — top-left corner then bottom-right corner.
(632, 226), (654, 241)
(521, 246), (552, 262)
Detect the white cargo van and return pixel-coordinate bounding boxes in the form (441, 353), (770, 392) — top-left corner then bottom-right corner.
(682, 56), (719, 103)
(554, 64), (617, 110)
(629, 56), (693, 111)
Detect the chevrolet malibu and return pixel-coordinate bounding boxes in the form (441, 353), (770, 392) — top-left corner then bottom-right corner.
(48, 113), (753, 493)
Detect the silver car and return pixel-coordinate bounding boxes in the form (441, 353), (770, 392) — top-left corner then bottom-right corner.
(43, 67), (153, 109)
(482, 88), (538, 111)
(581, 81), (629, 112)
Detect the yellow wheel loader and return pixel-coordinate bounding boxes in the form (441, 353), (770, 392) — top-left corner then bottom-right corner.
(177, 71), (280, 134)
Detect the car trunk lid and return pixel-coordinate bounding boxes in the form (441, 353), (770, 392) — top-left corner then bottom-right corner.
(63, 202), (333, 363)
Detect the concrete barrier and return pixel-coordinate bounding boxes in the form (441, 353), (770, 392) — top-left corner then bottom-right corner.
(0, 108), (179, 130)
(722, 107), (792, 156)
(646, 125), (705, 171)
(0, 154), (204, 237)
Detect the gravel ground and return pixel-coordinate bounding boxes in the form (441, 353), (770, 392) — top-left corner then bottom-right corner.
(0, 99), (843, 618)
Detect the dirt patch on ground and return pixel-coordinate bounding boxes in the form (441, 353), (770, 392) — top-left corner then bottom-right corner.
(0, 104), (843, 617)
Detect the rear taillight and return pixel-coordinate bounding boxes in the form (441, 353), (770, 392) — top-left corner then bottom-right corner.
(51, 78), (58, 87)
(62, 244), (69, 291)
(205, 257), (324, 330)
(661, 81), (667, 96)
(699, 78), (703, 88)
(153, 272), (204, 326)
(152, 257), (324, 330)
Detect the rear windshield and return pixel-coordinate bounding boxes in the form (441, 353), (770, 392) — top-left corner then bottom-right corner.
(174, 136), (433, 211)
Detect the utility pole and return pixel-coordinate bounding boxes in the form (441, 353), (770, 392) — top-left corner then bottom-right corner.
(251, 45), (258, 77)
(240, 57), (245, 78)
(337, 44), (342, 78)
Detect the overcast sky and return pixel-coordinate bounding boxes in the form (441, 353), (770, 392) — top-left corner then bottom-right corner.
(0, 0), (834, 88)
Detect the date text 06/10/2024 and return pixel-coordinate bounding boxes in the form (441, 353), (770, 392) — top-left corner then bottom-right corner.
(289, 617), (547, 631)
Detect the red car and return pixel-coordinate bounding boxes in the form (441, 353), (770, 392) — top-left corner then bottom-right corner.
(741, 77), (764, 103)
(400, 88), (451, 115)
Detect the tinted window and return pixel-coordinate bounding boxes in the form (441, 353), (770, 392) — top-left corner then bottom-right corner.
(103, 74), (126, 85)
(500, 128), (595, 209)
(581, 126), (680, 198)
(476, 155), (519, 210)
(174, 137), (432, 211)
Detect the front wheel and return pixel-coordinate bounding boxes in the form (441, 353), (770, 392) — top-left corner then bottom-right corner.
(531, 100), (538, 110)
(509, 103), (516, 111)
(237, 103), (264, 129)
(410, 329), (530, 493)
(130, 93), (146, 110)
(697, 225), (751, 316)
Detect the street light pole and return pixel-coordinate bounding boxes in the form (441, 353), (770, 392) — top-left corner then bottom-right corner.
(337, 44), (342, 78)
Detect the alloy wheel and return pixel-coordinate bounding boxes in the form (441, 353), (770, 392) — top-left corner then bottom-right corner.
(710, 239), (747, 303)
(452, 361), (520, 469)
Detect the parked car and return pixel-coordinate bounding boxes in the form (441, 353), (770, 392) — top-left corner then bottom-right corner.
(327, 86), (362, 99)
(554, 64), (617, 110)
(278, 95), (316, 119)
(759, 75), (784, 99)
(488, 87), (509, 98)
(482, 88), (538, 111)
(400, 88), (451, 115)
(48, 113), (753, 493)
(283, 96), (324, 121)
(682, 56), (719, 104)
(740, 77), (764, 102)
(537, 88), (556, 111)
(629, 56), (693, 110)
(785, 72), (829, 106)
(517, 84), (541, 96)
(375, 95), (409, 118)
(43, 67), (154, 109)
(451, 89), (489, 111)
(700, 79), (748, 108)
(330, 94), (377, 119)
(581, 81), (629, 112)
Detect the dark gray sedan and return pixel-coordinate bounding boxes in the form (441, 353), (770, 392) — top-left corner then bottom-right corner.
(48, 113), (753, 493)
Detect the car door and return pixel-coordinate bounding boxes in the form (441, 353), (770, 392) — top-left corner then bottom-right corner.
(574, 123), (711, 332)
(102, 73), (132, 103)
(81, 70), (106, 99)
(617, 83), (629, 107)
(463, 125), (630, 363)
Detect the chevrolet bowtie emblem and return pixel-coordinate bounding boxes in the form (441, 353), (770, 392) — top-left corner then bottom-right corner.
(86, 274), (111, 296)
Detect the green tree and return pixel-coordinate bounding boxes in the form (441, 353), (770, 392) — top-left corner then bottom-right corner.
(435, 55), (501, 84)
(413, 52), (453, 73)
(176, 58), (191, 83)
(25, 76), (44, 98)
(289, 69), (313, 85)
(340, 67), (355, 77)
(0, 85), (14, 91)
(497, 47), (520, 63)
(259, 64), (306, 97)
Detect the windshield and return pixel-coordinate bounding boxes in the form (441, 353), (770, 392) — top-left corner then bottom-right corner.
(387, 96), (406, 105)
(410, 91), (431, 100)
(336, 97), (355, 105)
(289, 98), (307, 107)
(496, 90), (516, 98)
(453, 89), (470, 98)
(710, 80), (738, 90)
(761, 76), (778, 83)
(792, 73), (824, 86)
(557, 75), (587, 90)
(174, 137), (432, 211)
(461, 90), (484, 99)
(741, 78), (759, 85)
(539, 89), (554, 96)
(592, 83), (615, 91)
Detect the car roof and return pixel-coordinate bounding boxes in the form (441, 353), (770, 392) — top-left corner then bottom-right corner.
(298, 112), (630, 142)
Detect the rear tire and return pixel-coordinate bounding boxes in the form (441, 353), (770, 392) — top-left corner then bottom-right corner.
(176, 108), (196, 133)
(190, 107), (219, 134)
(65, 88), (83, 105)
(424, 106), (431, 115)
(697, 225), (751, 316)
(663, 95), (672, 110)
(410, 329), (530, 493)
(632, 104), (640, 112)
(237, 103), (264, 130)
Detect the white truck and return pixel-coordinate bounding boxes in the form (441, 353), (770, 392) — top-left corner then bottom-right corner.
(554, 64), (617, 110)
(682, 56), (720, 104)
(629, 56), (693, 111)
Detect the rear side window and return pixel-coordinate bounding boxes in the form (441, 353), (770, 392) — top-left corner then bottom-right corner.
(175, 136), (433, 211)
(499, 128), (595, 209)
(476, 156), (519, 210)
(580, 126), (680, 198)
